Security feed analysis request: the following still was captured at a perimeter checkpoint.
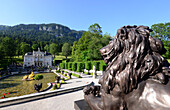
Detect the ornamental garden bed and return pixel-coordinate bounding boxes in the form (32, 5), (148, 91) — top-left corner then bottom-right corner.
(0, 73), (57, 98)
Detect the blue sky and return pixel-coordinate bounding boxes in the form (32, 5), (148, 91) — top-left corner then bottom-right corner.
(0, 0), (169, 36)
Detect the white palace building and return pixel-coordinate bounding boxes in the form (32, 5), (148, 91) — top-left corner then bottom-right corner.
(23, 48), (53, 68)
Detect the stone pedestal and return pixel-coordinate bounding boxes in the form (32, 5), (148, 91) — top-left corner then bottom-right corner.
(74, 99), (91, 110)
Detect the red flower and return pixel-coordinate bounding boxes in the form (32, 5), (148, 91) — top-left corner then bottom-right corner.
(4, 93), (6, 96)
(7, 93), (9, 95)
(1, 97), (4, 99)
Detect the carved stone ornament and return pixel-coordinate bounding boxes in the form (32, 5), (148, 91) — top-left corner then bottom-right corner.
(83, 25), (170, 110)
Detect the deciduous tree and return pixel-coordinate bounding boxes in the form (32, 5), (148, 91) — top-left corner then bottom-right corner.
(49, 43), (58, 58)
(1, 37), (16, 59)
(20, 42), (31, 58)
(62, 43), (71, 59)
(151, 22), (170, 58)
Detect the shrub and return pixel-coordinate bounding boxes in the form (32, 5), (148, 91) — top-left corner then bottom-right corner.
(68, 62), (72, 70)
(77, 62), (84, 72)
(99, 60), (107, 71)
(53, 84), (58, 90)
(72, 62), (77, 71)
(92, 61), (100, 71)
(52, 83), (61, 90)
(59, 63), (65, 69)
(65, 62), (68, 69)
(85, 62), (91, 70)
(56, 70), (61, 73)
(62, 60), (67, 63)
(82, 62), (85, 70)
(61, 80), (67, 84)
(84, 72), (89, 75)
(34, 74), (43, 80)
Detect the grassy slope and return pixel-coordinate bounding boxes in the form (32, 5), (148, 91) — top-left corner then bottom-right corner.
(53, 53), (72, 61)
(53, 55), (71, 61)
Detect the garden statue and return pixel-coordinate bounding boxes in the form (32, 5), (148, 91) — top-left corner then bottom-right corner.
(61, 71), (64, 74)
(83, 25), (170, 110)
(22, 71), (35, 81)
(28, 71), (35, 80)
(56, 76), (61, 83)
(68, 73), (72, 79)
(34, 83), (42, 92)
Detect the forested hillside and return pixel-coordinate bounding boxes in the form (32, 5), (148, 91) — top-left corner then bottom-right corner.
(0, 23), (85, 44)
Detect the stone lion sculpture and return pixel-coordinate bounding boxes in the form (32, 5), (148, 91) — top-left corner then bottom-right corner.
(83, 25), (170, 110)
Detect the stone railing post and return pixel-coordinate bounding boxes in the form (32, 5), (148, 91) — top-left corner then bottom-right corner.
(93, 65), (96, 79)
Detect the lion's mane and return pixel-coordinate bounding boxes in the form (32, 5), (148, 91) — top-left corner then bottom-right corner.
(99, 25), (170, 94)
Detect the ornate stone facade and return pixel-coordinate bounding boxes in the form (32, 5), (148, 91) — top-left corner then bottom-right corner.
(23, 48), (53, 68)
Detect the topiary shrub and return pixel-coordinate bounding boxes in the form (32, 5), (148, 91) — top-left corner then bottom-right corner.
(99, 60), (107, 71)
(52, 84), (57, 90)
(65, 62), (68, 69)
(59, 63), (62, 69)
(62, 60), (67, 63)
(59, 63), (65, 69)
(68, 62), (72, 70)
(77, 62), (84, 72)
(72, 62), (77, 71)
(34, 74), (43, 80)
(61, 79), (67, 84)
(52, 83), (61, 90)
(82, 62), (85, 70)
(56, 70), (61, 73)
(85, 62), (91, 70)
(92, 61), (100, 71)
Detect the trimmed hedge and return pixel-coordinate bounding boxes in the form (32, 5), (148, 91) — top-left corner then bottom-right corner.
(62, 60), (67, 63)
(77, 62), (85, 72)
(61, 60), (106, 72)
(99, 60), (107, 71)
(68, 62), (72, 70)
(59, 63), (65, 69)
(85, 62), (91, 70)
(65, 62), (68, 69)
(92, 61), (100, 71)
(72, 62), (77, 71)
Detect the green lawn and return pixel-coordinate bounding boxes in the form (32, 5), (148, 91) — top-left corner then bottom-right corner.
(53, 53), (72, 61)
(13, 55), (23, 59)
(53, 55), (71, 61)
